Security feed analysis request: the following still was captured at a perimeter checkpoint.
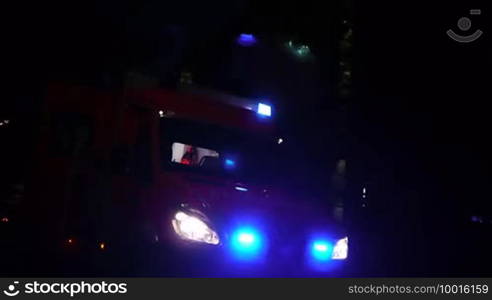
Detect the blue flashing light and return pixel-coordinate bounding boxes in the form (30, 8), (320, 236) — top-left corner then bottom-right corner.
(235, 186), (248, 192)
(238, 233), (255, 244)
(311, 240), (333, 261)
(257, 103), (272, 117)
(305, 235), (345, 272)
(230, 227), (265, 261)
(237, 33), (257, 47)
(225, 159), (236, 169)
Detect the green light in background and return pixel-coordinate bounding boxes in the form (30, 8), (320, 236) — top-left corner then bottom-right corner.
(285, 40), (311, 59)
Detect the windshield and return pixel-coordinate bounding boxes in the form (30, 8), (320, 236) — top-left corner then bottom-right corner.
(160, 118), (279, 183)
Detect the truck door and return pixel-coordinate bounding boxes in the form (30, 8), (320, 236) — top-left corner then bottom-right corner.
(106, 104), (153, 245)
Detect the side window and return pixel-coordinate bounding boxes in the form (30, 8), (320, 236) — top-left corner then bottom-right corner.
(171, 142), (220, 166)
(50, 113), (94, 157)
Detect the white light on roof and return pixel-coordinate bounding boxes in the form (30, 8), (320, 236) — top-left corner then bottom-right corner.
(277, 138), (283, 144)
(257, 103), (272, 117)
(235, 186), (248, 192)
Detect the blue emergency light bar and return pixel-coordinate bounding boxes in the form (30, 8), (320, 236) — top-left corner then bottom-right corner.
(237, 33), (257, 47)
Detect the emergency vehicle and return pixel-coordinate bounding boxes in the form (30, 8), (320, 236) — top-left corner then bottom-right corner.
(15, 83), (348, 276)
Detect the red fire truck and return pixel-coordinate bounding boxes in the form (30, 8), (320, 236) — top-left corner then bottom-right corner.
(15, 83), (348, 276)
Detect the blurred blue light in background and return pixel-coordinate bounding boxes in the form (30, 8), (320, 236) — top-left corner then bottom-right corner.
(257, 103), (272, 117)
(237, 33), (257, 46)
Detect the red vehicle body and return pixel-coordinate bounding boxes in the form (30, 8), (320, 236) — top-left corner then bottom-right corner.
(28, 83), (273, 236)
(19, 83), (347, 276)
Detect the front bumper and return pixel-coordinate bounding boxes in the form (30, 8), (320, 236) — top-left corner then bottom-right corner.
(143, 235), (350, 277)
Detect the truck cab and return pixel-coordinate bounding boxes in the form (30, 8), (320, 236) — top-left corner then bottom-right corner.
(21, 83), (348, 276)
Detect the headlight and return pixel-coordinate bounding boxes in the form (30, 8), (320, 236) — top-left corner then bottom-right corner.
(331, 237), (348, 260)
(172, 211), (220, 245)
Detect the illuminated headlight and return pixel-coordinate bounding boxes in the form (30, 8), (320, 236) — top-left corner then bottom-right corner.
(331, 237), (348, 260)
(172, 211), (219, 245)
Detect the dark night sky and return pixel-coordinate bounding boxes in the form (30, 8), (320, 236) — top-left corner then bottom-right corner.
(351, 2), (492, 240)
(3, 1), (337, 82)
